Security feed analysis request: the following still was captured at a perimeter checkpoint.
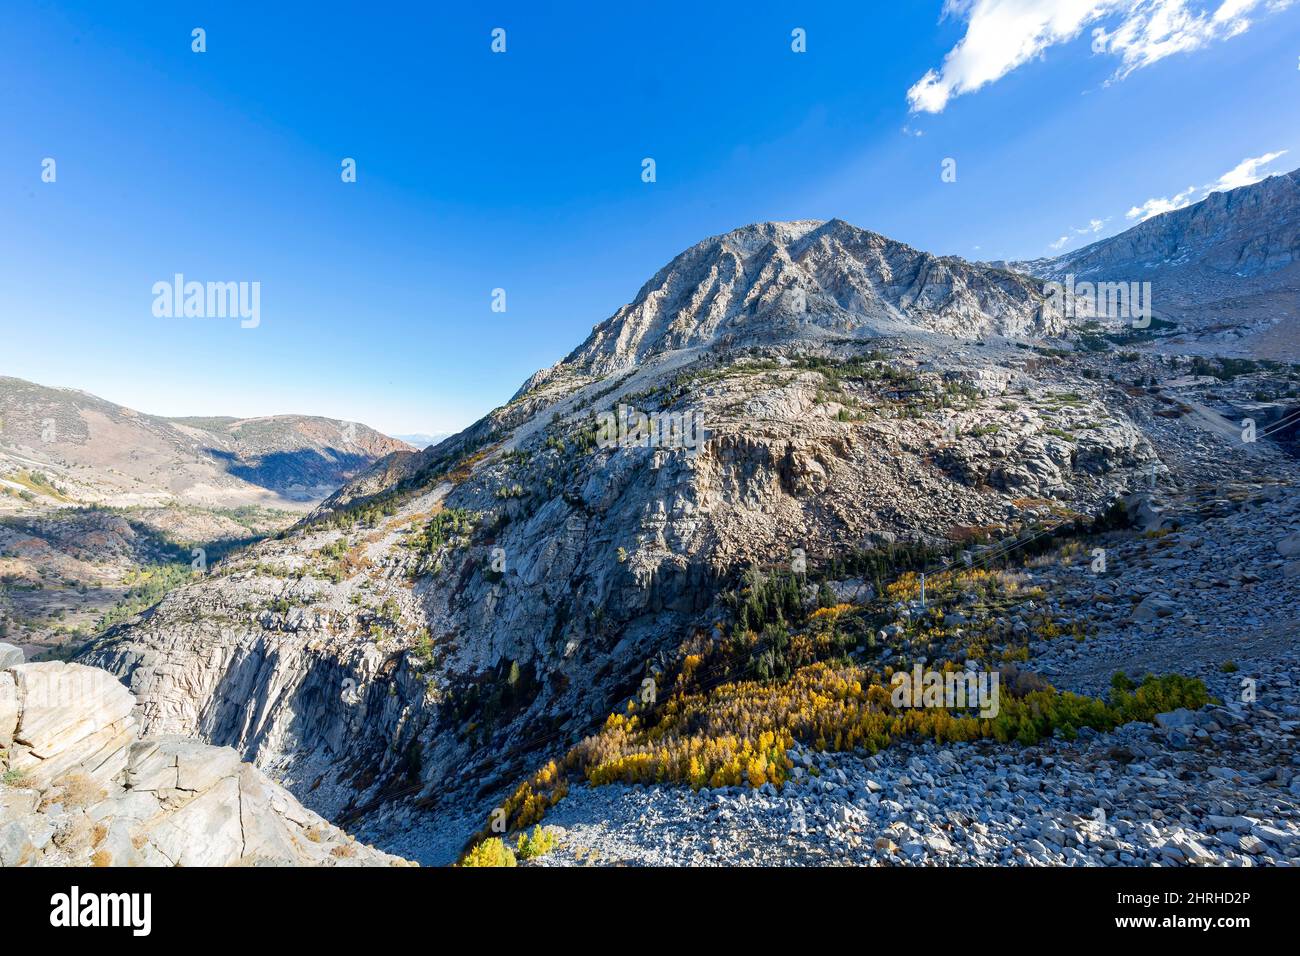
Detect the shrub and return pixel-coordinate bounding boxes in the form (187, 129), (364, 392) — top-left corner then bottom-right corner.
(515, 825), (558, 860)
(459, 837), (517, 867)
(407, 508), (477, 558)
(2, 767), (27, 787)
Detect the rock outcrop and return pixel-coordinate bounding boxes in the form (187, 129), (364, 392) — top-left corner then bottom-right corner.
(0, 658), (408, 866)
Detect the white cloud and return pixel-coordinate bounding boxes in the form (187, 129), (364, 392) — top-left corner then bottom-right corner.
(908, 0), (1295, 113)
(1126, 184), (1200, 221)
(1045, 216), (1110, 251)
(1124, 150), (1289, 221)
(1207, 149), (1289, 191)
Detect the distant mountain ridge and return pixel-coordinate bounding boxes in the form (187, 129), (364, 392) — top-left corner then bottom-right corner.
(0, 376), (412, 509)
(1003, 169), (1300, 358)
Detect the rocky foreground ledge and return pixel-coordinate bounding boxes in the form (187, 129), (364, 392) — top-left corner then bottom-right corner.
(0, 649), (410, 866)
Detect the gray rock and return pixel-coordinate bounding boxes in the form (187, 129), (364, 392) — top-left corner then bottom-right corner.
(0, 815), (54, 866)
(1237, 834), (1266, 855)
(1206, 815), (1256, 832)
(1252, 825), (1294, 848)
(1276, 533), (1300, 558)
(0, 660), (409, 868)
(1155, 709), (1198, 732)
(924, 831), (956, 854)
(1132, 593), (1177, 622)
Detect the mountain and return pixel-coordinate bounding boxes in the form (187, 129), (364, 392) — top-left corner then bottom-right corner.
(522, 218), (1062, 390)
(79, 213), (1300, 866)
(0, 376), (413, 510)
(1006, 169), (1300, 359)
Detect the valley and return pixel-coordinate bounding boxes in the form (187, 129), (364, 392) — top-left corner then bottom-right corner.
(0, 378), (412, 659)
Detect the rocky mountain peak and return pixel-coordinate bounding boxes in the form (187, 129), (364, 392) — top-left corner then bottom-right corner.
(523, 217), (1060, 390)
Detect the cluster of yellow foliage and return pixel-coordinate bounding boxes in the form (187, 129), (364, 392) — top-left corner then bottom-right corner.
(576, 714), (793, 790)
(575, 660), (1211, 773)
(809, 603), (855, 622)
(495, 759), (568, 834)
(482, 655), (1210, 844)
(885, 567), (1014, 604)
(458, 836), (516, 867)
(457, 760), (568, 864)
(515, 825), (558, 860)
(678, 653), (705, 684)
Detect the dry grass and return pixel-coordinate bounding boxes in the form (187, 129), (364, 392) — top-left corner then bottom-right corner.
(43, 772), (107, 811)
(447, 444), (500, 485)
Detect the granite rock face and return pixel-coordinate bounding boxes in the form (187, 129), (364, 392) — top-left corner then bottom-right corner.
(0, 661), (408, 867)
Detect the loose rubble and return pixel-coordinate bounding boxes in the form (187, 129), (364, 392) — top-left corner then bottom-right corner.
(523, 677), (1298, 867)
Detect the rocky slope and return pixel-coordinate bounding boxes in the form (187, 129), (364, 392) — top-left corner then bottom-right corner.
(0, 652), (407, 866)
(77, 211), (1300, 866)
(457, 477), (1300, 868)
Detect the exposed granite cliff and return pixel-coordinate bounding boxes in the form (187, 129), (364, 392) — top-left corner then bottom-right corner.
(0, 652), (408, 866)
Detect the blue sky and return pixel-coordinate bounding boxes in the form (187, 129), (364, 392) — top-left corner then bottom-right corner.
(2, 1), (1298, 435)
